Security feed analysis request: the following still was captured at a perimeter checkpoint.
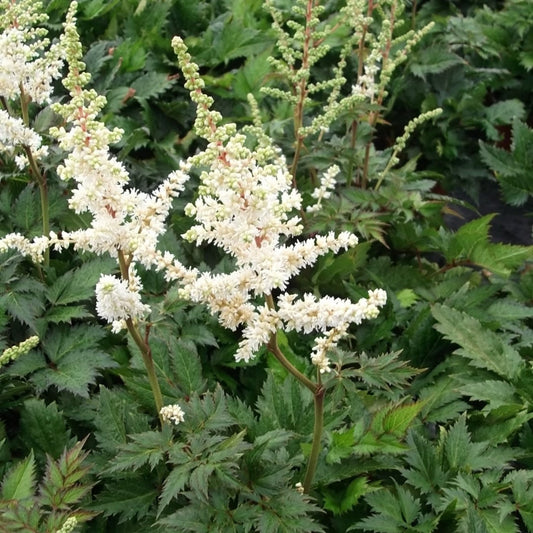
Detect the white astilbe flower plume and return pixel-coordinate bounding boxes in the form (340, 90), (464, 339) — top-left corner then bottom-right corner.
(0, 4), (195, 327)
(173, 36), (386, 372)
(0, 0), (65, 169)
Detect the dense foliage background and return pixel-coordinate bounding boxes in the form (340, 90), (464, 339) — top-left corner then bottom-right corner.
(1, 0), (532, 531)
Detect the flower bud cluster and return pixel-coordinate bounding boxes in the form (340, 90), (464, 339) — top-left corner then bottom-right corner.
(56, 517), (78, 533)
(0, 335), (39, 368)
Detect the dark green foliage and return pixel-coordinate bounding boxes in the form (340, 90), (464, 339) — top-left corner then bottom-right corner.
(1, 0), (532, 531)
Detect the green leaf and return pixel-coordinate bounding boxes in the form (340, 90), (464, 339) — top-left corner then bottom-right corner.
(459, 380), (520, 413)
(255, 373), (313, 435)
(441, 416), (491, 471)
(1, 451), (35, 501)
(350, 351), (421, 391)
(40, 439), (92, 510)
(13, 185), (40, 232)
(0, 278), (46, 331)
(158, 463), (194, 515)
(403, 431), (448, 494)
(381, 403), (423, 437)
(43, 324), (106, 363)
(108, 426), (173, 473)
(487, 299), (533, 322)
(18, 399), (70, 459)
(94, 386), (149, 454)
(323, 476), (372, 515)
(410, 47), (464, 79)
(30, 348), (118, 398)
(432, 304), (524, 380)
(47, 257), (115, 306)
(91, 477), (157, 521)
(44, 305), (93, 324)
(168, 340), (206, 396)
(130, 72), (175, 101)
(485, 100), (526, 127)
(396, 288), (419, 308)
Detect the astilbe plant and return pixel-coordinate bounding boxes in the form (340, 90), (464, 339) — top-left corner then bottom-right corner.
(0, 0), (387, 507)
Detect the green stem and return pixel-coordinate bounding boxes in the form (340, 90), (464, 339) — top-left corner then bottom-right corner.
(22, 145), (50, 265)
(119, 250), (163, 424)
(126, 317), (164, 425)
(303, 383), (325, 493)
(267, 334), (317, 394)
(19, 84), (50, 265)
(264, 295), (324, 492)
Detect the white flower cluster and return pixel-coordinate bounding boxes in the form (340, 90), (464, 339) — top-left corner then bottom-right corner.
(351, 62), (379, 101)
(95, 275), (150, 333)
(0, 0), (65, 169)
(278, 289), (387, 372)
(160, 404), (185, 425)
(178, 124), (383, 369)
(0, 110), (48, 167)
(169, 35), (388, 372)
(306, 165), (339, 213)
(0, 0), (65, 105)
(0, 232), (50, 263)
(0, 4), (195, 330)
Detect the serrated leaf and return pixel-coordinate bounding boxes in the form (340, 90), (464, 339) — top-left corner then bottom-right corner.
(13, 185), (40, 232)
(485, 100), (526, 126)
(19, 399), (70, 459)
(432, 304), (524, 379)
(382, 403), (423, 436)
(1, 451), (35, 501)
(459, 380), (520, 413)
(487, 299), (533, 322)
(410, 47), (464, 79)
(470, 241), (533, 277)
(1, 280), (46, 331)
(511, 119), (533, 164)
(352, 351), (421, 391)
(44, 305), (93, 324)
(108, 426), (173, 473)
(47, 257), (115, 306)
(255, 373), (313, 435)
(442, 416), (491, 472)
(323, 476), (371, 515)
(130, 72), (175, 101)
(94, 386), (149, 454)
(43, 324), (106, 363)
(91, 478), (157, 521)
(158, 463), (194, 515)
(30, 348), (117, 398)
(169, 340), (206, 396)
(402, 431), (448, 494)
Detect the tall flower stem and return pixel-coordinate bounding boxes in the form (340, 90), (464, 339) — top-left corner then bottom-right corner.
(267, 334), (325, 493)
(19, 84), (50, 265)
(125, 317), (164, 425)
(118, 250), (164, 424)
(303, 381), (325, 493)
